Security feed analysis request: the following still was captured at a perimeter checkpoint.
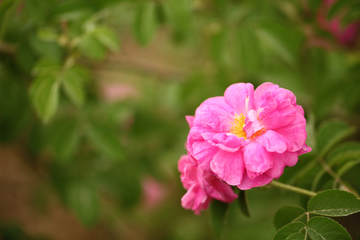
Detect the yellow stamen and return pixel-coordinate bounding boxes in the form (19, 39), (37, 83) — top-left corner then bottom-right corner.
(230, 114), (247, 138)
(230, 114), (265, 139)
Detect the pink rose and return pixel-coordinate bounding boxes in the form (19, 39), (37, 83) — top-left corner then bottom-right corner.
(186, 82), (311, 190)
(178, 154), (237, 215)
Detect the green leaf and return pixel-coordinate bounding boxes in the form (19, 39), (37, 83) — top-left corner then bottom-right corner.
(93, 26), (120, 51)
(86, 119), (123, 160)
(61, 66), (89, 107)
(66, 182), (100, 227)
(78, 33), (106, 60)
(308, 189), (360, 217)
(286, 232), (306, 240)
(306, 217), (352, 240)
(32, 58), (61, 77)
(30, 76), (60, 123)
(48, 119), (79, 163)
(273, 222), (306, 240)
(209, 200), (229, 238)
(274, 206), (306, 230)
(327, 0), (351, 19)
(237, 26), (263, 74)
(238, 190), (250, 218)
(316, 120), (356, 157)
(134, 1), (158, 45)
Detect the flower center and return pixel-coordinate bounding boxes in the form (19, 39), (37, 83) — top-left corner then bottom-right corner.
(230, 114), (265, 139)
(230, 114), (247, 138)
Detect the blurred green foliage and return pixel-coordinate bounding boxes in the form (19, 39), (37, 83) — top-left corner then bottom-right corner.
(1, 0), (360, 239)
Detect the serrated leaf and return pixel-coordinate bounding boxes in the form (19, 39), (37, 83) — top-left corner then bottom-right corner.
(237, 26), (263, 74)
(134, 1), (158, 45)
(93, 26), (120, 51)
(306, 217), (352, 240)
(61, 66), (89, 107)
(86, 119), (123, 160)
(286, 232), (306, 240)
(66, 182), (99, 227)
(78, 33), (106, 60)
(273, 222), (306, 240)
(209, 200), (229, 238)
(238, 190), (250, 218)
(308, 189), (360, 217)
(30, 76), (60, 123)
(274, 206), (306, 230)
(316, 120), (356, 157)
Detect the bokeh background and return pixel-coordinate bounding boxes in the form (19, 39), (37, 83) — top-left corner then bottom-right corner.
(0, 0), (360, 239)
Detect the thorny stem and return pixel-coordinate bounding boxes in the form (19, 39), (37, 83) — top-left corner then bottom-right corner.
(270, 181), (317, 197)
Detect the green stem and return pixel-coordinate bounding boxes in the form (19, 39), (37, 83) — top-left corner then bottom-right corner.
(270, 181), (317, 197)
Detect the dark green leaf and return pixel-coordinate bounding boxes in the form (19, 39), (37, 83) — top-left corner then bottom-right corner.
(286, 232), (306, 240)
(66, 182), (100, 227)
(86, 119), (123, 160)
(316, 120), (356, 157)
(274, 206), (306, 230)
(30, 76), (60, 123)
(238, 190), (250, 218)
(273, 222), (306, 240)
(306, 217), (352, 240)
(93, 26), (120, 51)
(61, 66), (89, 107)
(209, 200), (229, 238)
(134, 1), (158, 45)
(308, 190), (360, 217)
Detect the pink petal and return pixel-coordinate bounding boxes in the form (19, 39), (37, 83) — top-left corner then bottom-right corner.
(276, 151), (299, 167)
(210, 150), (244, 185)
(192, 101), (234, 132)
(201, 132), (248, 152)
(243, 141), (274, 174)
(259, 103), (296, 130)
(224, 83), (254, 115)
(199, 168), (238, 203)
(296, 144), (312, 155)
(254, 82), (274, 105)
(255, 130), (288, 153)
(275, 112), (307, 152)
(265, 158), (286, 179)
(237, 173), (273, 190)
(186, 115), (194, 128)
(190, 140), (218, 172)
(244, 109), (263, 138)
(181, 184), (211, 215)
